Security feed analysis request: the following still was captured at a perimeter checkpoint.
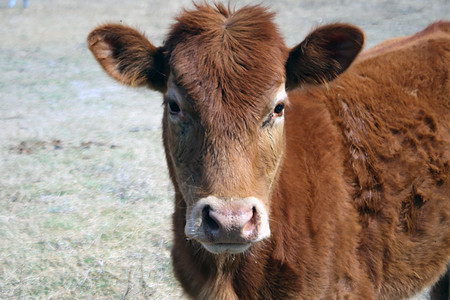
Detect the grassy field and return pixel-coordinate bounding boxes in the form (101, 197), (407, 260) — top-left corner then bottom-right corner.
(1, 0), (448, 298)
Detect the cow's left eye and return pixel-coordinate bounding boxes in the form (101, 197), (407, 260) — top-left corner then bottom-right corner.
(262, 102), (285, 127)
(274, 103), (284, 115)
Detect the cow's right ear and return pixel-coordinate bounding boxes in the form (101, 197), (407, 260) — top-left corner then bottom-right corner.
(87, 24), (167, 93)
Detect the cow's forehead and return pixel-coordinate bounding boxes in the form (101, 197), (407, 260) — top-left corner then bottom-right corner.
(163, 4), (288, 131)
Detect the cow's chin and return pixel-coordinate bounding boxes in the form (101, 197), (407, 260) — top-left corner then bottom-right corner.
(202, 243), (252, 254)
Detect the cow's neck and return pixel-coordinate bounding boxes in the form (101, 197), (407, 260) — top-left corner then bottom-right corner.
(199, 255), (240, 300)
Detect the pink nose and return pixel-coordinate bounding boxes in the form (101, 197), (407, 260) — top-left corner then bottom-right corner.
(201, 204), (258, 243)
(185, 196), (271, 253)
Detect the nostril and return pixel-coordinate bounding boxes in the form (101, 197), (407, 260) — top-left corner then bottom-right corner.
(251, 206), (258, 223)
(242, 206), (259, 238)
(202, 205), (220, 233)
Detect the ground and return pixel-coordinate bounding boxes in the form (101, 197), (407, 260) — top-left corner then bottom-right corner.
(0, 0), (448, 298)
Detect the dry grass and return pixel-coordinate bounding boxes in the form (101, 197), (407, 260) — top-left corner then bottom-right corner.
(1, 136), (176, 298)
(0, 0), (447, 298)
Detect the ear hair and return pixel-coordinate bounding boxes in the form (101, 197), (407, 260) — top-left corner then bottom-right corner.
(87, 24), (168, 92)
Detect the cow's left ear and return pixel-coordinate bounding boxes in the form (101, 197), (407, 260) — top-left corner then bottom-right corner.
(87, 24), (168, 93)
(285, 24), (364, 90)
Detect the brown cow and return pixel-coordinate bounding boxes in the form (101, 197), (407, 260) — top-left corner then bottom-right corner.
(87, 3), (449, 299)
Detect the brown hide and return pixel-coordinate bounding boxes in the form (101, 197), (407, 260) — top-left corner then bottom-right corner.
(323, 21), (450, 298)
(276, 21), (449, 299)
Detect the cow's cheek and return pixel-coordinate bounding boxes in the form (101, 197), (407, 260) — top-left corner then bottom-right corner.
(167, 122), (202, 201)
(257, 121), (285, 200)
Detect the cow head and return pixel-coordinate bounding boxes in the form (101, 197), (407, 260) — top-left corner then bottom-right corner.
(88, 3), (364, 254)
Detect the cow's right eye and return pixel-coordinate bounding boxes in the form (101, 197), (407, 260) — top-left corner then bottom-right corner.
(168, 101), (181, 115)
